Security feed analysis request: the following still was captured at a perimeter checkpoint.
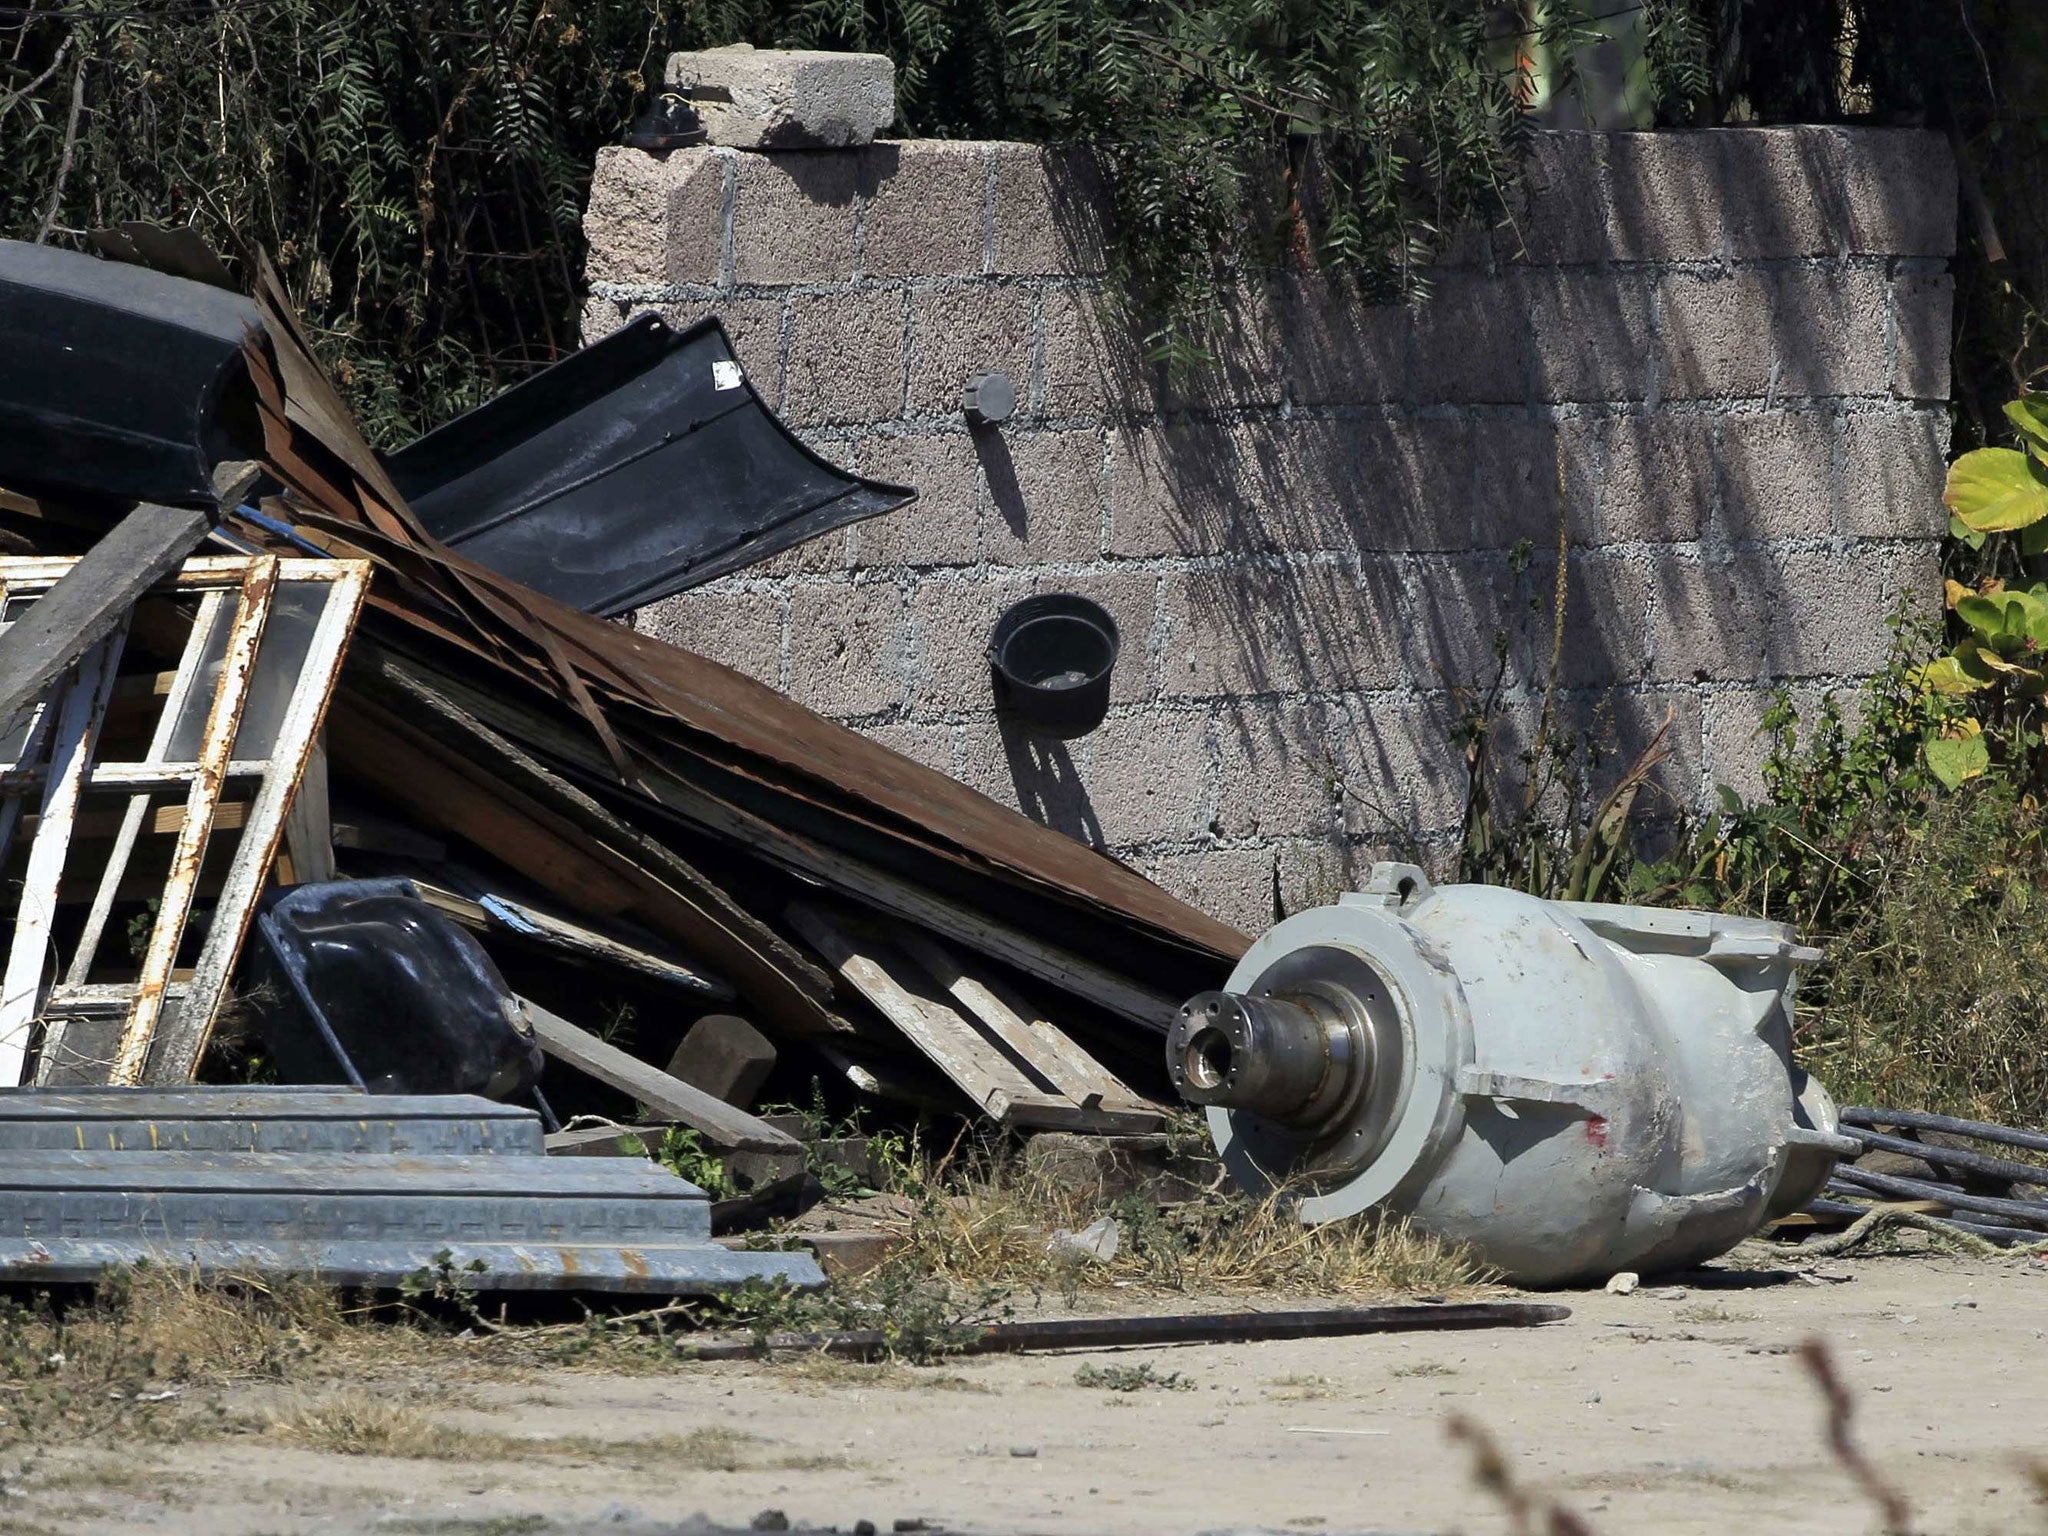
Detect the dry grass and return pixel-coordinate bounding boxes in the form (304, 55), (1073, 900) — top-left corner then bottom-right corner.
(872, 1134), (1490, 1299)
(266, 1394), (847, 1473)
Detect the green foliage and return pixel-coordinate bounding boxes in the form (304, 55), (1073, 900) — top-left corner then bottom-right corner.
(1073, 1361), (1192, 1391)
(692, 1265), (1013, 1364)
(652, 1125), (735, 1198)
(0, 1), (1720, 433)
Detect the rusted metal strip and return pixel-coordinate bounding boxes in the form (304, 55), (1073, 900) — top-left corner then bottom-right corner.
(681, 1302), (1574, 1361)
(144, 561), (370, 1083)
(108, 559), (279, 1085)
(0, 631), (123, 1085)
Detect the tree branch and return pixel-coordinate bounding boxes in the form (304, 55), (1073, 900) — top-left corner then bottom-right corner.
(34, 50), (86, 245)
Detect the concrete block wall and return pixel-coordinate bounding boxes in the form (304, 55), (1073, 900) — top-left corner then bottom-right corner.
(581, 127), (1956, 932)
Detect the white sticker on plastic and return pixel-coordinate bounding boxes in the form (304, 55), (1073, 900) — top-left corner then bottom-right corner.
(712, 360), (744, 391)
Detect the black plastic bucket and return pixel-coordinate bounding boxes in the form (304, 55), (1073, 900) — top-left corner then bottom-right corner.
(988, 593), (1120, 740)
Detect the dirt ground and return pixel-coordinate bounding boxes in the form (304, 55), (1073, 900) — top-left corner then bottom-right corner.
(8, 1245), (2047, 1536)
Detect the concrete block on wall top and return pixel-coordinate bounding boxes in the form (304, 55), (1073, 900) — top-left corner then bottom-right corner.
(666, 45), (896, 149)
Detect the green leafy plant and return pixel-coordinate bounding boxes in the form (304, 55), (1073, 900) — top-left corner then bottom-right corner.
(1073, 1361), (1193, 1392)
(653, 1126), (734, 1199)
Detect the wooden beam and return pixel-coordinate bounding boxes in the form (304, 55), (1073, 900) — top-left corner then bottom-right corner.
(0, 504), (211, 726)
(517, 994), (797, 1153)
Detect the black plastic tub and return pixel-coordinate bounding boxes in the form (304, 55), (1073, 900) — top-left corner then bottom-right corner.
(988, 593), (1120, 740)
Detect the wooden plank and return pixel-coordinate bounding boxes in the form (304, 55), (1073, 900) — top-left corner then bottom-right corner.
(63, 588), (230, 992)
(0, 555), (347, 594)
(356, 653), (1185, 1035)
(0, 758), (269, 793)
(0, 632), (122, 1084)
(0, 505), (211, 726)
(111, 559), (278, 1085)
(787, 900), (1059, 1126)
(517, 995), (797, 1153)
(342, 669), (843, 1038)
(412, 880), (733, 1000)
(280, 734), (335, 884)
(893, 930), (1166, 1131)
(144, 562), (371, 1083)
(328, 704), (646, 917)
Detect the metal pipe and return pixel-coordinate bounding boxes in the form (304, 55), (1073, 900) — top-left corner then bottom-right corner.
(1830, 1165), (2048, 1229)
(1842, 1105), (2048, 1156)
(1844, 1125), (2048, 1188)
(679, 1301), (1573, 1361)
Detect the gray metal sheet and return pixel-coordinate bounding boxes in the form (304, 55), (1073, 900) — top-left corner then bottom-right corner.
(0, 1236), (823, 1294)
(0, 1090), (542, 1156)
(0, 1149), (713, 1244)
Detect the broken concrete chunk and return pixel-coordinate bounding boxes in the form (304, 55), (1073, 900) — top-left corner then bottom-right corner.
(666, 1012), (777, 1109)
(664, 44), (896, 148)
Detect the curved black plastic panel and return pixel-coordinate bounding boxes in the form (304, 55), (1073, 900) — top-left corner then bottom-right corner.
(0, 239), (260, 505)
(384, 314), (914, 615)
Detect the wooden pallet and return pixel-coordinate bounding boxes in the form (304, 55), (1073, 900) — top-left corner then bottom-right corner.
(787, 900), (1165, 1134)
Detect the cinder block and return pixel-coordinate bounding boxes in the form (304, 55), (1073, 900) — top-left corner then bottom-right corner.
(583, 146), (727, 288)
(852, 432), (981, 568)
(638, 297), (786, 408)
(1524, 270), (1655, 403)
(1412, 273), (1531, 405)
(1704, 684), (1806, 801)
(955, 716), (1107, 843)
(1467, 419), (1569, 554)
(1574, 412), (1713, 544)
(1158, 283), (1285, 411)
(990, 144), (1109, 276)
(782, 289), (906, 427)
(861, 142), (986, 278)
(1772, 266), (1890, 397)
(983, 429), (1105, 564)
(745, 527), (854, 578)
(1074, 709), (1214, 845)
(1840, 130), (1957, 257)
(1659, 270), (1775, 399)
(581, 295), (630, 344)
(1139, 846), (1284, 934)
(1209, 700), (1344, 840)
(1719, 129), (1849, 259)
(730, 152), (872, 284)
(1563, 687), (1705, 808)
(1106, 423), (1265, 559)
(1408, 551), (1648, 692)
(1338, 420), (1479, 555)
(857, 719), (959, 777)
(1718, 410), (1837, 541)
(782, 579), (907, 717)
(1038, 288), (1128, 419)
(634, 588), (784, 687)
(665, 46), (896, 149)
(1329, 698), (1469, 841)
(1892, 270), (1954, 401)
(1515, 132), (1609, 266)
(1839, 411), (1950, 538)
(1274, 274), (1408, 406)
(906, 284), (1036, 419)
(666, 1014), (777, 1109)
(1157, 559), (1404, 699)
(1605, 131), (1725, 260)
(1646, 547), (1905, 683)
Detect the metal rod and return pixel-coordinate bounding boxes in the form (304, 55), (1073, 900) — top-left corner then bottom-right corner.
(1842, 1105), (2048, 1157)
(1829, 1165), (2048, 1229)
(1844, 1125), (2048, 1189)
(679, 1301), (1572, 1361)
